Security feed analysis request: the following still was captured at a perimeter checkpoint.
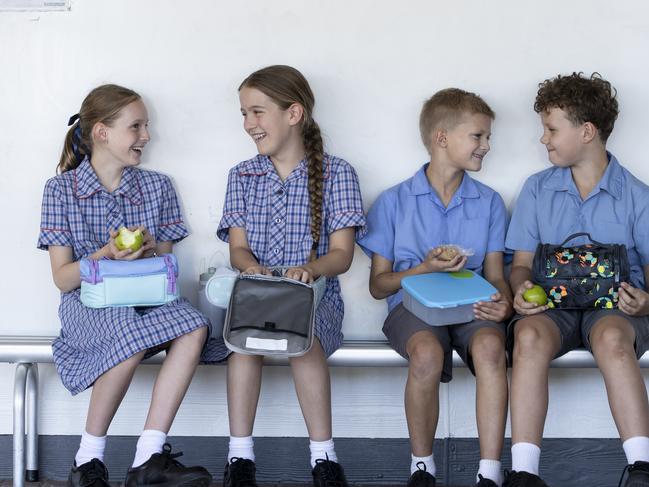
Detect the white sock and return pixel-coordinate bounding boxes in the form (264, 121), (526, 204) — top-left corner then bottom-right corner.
(75, 430), (107, 466)
(310, 438), (337, 468)
(623, 436), (649, 464)
(228, 436), (255, 462)
(511, 442), (540, 476)
(132, 430), (167, 468)
(411, 454), (436, 477)
(477, 459), (503, 486)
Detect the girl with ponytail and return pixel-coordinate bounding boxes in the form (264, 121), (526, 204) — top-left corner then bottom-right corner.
(38, 84), (220, 487)
(217, 65), (366, 487)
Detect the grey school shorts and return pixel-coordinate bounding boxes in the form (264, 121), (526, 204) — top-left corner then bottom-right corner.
(506, 308), (649, 359)
(383, 303), (506, 382)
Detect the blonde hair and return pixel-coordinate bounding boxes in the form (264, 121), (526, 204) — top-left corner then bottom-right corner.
(58, 84), (141, 173)
(239, 65), (324, 255)
(419, 88), (495, 152)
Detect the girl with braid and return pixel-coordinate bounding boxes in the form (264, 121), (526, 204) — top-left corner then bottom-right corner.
(217, 65), (366, 487)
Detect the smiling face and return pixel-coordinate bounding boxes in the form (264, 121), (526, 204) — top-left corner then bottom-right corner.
(539, 107), (585, 167)
(441, 112), (492, 172)
(96, 99), (150, 167)
(239, 86), (297, 158)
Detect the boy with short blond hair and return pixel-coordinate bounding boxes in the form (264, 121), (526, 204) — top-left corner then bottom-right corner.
(358, 88), (512, 487)
(505, 72), (649, 487)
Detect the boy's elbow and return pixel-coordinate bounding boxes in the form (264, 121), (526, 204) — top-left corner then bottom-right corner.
(369, 282), (385, 300)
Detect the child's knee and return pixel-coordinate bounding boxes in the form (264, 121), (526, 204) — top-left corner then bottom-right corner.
(513, 320), (554, 361)
(591, 320), (635, 361)
(471, 331), (506, 371)
(408, 340), (445, 381)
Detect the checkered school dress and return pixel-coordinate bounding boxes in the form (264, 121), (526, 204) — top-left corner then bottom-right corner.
(215, 154), (366, 358)
(37, 159), (227, 395)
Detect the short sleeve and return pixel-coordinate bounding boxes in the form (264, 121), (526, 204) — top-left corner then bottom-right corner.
(356, 190), (396, 262)
(217, 168), (247, 242)
(505, 177), (540, 252)
(37, 178), (73, 250)
(326, 162), (367, 239)
(157, 176), (189, 242)
(632, 189), (649, 266)
(486, 192), (507, 254)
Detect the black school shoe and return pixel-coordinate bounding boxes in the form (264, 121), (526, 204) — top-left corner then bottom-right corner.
(224, 457), (258, 487)
(67, 458), (110, 487)
(620, 461), (649, 487)
(312, 458), (350, 487)
(124, 443), (212, 487)
(503, 470), (549, 487)
(475, 474), (499, 487)
(406, 462), (436, 487)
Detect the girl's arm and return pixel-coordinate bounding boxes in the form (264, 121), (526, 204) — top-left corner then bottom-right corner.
(368, 248), (467, 300)
(473, 251), (513, 322)
(286, 227), (356, 282)
(228, 227), (270, 274)
(48, 229), (154, 293)
(48, 245), (111, 293)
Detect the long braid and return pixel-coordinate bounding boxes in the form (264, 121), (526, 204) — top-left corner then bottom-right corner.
(303, 117), (325, 260)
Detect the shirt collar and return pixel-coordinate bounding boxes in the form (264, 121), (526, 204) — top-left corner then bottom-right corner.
(74, 157), (143, 204)
(409, 163), (480, 199)
(542, 152), (623, 200)
(238, 154), (331, 180)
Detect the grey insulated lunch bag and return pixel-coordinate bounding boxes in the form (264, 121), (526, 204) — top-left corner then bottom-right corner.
(223, 268), (326, 357)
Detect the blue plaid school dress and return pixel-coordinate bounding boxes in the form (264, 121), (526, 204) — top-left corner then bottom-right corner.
(37, 159), (227, 395)
(215, 154), (366, 357)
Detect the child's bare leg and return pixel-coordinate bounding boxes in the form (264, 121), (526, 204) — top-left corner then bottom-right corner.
(404, 331), (445, 457)
(86, 350), (147, 435)
(143, 326), (208, 431)
(227, 351), (264, 437)
(511, 315), (561, 446)
(470, 327), (507, 461)
(290, 339), (332, 441)
(590, 316), (649, 440)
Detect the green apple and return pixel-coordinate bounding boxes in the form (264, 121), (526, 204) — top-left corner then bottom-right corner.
(523, 284), (547, 306)
(114, 227), (144, 252)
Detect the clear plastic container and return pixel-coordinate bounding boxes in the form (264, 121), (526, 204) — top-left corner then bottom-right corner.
(401, 270), (497, 326)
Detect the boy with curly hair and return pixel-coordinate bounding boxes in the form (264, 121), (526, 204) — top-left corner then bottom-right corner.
(505, 73), (649, 487)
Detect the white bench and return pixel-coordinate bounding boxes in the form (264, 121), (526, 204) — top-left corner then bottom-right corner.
(2, 335), (648, 487)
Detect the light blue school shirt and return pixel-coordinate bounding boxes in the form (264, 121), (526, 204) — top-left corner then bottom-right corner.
(357, 164), (507, 312)
(505, 152), (649, 288)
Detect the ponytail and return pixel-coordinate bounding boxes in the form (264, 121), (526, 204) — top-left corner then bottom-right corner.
(58, 119), (89, 174)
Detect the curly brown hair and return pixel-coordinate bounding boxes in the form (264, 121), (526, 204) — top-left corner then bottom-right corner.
(534, 72), (618, 143)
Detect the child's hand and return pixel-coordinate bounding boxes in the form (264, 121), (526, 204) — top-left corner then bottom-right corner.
(513, 280), (550, 316)
(139, 227), (157, 258)
(106, 228), (145, 261)
(474, 292), (513, 322)
(619, 282), (649, 316)
(423, 247), (467, 273)
(243, 265), (271, 276)
(285, 266), (316, 283)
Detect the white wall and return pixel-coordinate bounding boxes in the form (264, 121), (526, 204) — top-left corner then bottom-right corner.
(1, 0), (649, 438)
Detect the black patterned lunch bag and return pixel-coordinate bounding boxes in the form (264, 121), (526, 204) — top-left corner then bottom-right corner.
(532, 232), (630, 309)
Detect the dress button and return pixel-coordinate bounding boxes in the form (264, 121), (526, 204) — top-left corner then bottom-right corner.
(275, 189), (285, 195)
(273, 248), (280, 254)
(275, 218), (282, 224)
